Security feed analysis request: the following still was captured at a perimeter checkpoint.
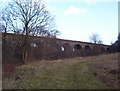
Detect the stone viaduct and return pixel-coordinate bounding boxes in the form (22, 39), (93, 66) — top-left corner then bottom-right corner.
(55, 38), (110, 58)
(56, 38), (109, 51)
(3, 33), (110, 60)
(25, 34), (110, 59)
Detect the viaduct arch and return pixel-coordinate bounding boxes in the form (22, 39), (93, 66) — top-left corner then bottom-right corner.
(56, 38), (109, 56)
(3, 33), (110, 60)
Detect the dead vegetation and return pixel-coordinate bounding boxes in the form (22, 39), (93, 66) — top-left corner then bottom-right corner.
(87, 53), (119, 88)
(2, 53), (119, 89)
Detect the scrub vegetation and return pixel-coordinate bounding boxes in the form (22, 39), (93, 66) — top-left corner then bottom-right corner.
(3, 53), (119, 89)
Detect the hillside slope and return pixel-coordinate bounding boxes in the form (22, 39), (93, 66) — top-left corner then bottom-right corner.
(3, 53), (119, 89)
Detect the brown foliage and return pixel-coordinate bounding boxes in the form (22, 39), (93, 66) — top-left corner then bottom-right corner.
(2, 61), (16, 77)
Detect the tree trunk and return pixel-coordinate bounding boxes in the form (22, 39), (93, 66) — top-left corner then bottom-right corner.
(22, 22), (29, 64)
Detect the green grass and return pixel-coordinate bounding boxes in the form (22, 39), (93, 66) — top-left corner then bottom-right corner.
(3, 53), (119, 89)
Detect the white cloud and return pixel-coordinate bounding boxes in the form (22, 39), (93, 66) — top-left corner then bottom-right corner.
(64, 6), (87, 16)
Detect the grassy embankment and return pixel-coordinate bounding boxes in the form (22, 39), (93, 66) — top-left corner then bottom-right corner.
(3, 53), (119, 89)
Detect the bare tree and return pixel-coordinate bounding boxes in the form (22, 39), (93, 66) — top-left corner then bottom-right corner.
(0, 10), (11, 61)
(49, 29), (61, 38)
(0, 8), (11, 38)
(3, 0), (56, 34)
(89, 33), (103, 44)
(2, 0), (59, 63)
(0, 23), (6, 33)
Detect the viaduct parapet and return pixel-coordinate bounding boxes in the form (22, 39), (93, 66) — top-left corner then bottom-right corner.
(56, 38), (109, 51)
(2, 33), (110, 61)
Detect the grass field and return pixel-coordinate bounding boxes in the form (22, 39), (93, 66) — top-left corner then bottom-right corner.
(3, 53), (119, 89)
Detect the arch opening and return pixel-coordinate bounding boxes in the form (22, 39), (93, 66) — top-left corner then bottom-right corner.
(62, 43), (73, 58)
(84, 45), (92, 56)
(85, 45), (91, 50)
(61, 46), (65, 51)
(74, 44), (82, 50)
(107, 47), (110, 51)
(31, 43), (37, 47)
(74, 44), (82, 56)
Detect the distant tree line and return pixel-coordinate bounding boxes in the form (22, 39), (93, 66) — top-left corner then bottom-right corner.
(89, 33), (103, 44)
(89, 33), (120, 53)
(108, 33), (120, 53)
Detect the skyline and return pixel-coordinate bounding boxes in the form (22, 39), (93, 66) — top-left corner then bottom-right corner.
(45, 1), (118, 45)
(0, 0), (119, 45)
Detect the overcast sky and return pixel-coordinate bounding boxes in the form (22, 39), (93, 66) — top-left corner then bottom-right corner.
(0, 0), (119, 45)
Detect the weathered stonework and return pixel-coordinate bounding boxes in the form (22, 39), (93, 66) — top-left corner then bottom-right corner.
(2, 33), (110, 61)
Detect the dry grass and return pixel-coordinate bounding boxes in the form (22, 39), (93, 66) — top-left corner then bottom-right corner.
(2, 53), (119, 89)
(88, 53), (119, 88)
